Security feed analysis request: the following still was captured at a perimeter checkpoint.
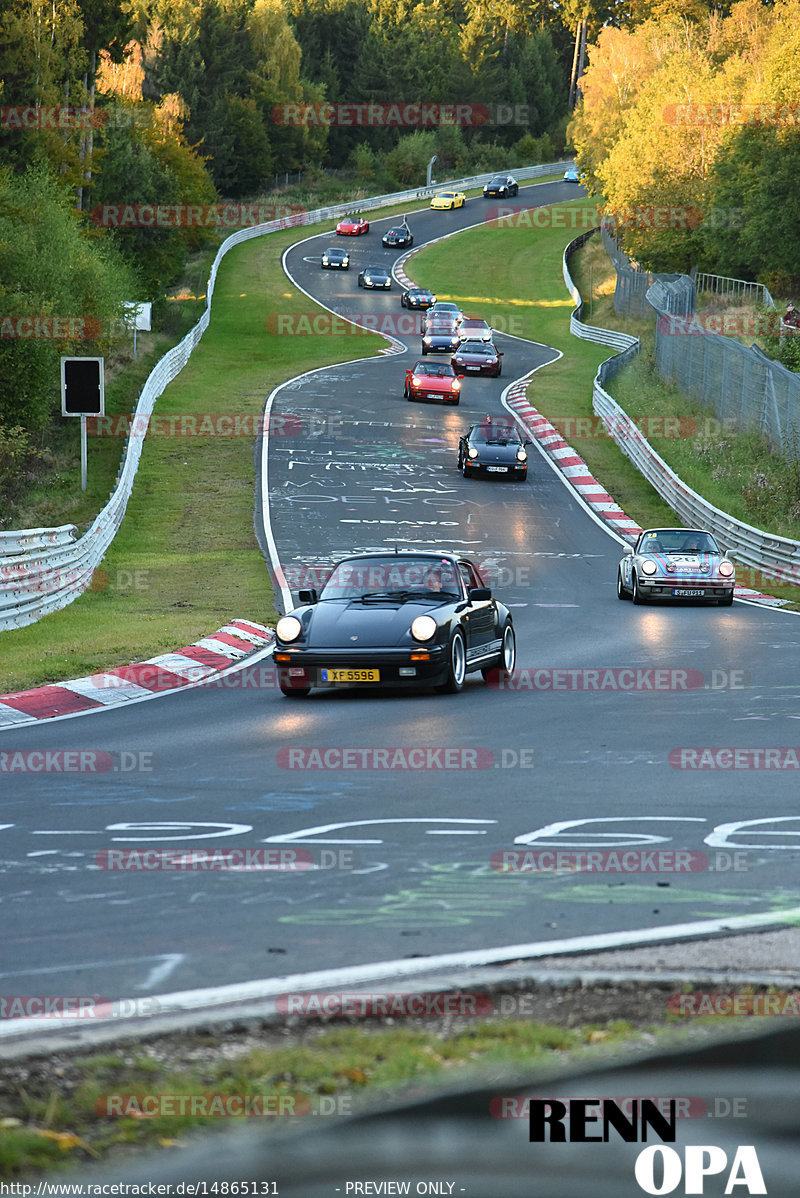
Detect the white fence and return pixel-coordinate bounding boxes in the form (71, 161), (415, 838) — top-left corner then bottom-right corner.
(563, 230), (800, 582)
(1, 162), (572, 632)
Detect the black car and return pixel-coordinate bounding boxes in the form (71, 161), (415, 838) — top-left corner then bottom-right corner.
(451, 340), (503, 377)
(483, 174), (519, 198)
(421, 320), (461, 354)
(358, 266), (392, 289)
(458, 419), (530, 480)
(320, 247), (350, 270)
(401, 288), (437, 310)
(272, 551), (516, 696)
(382, 227), (414, 249)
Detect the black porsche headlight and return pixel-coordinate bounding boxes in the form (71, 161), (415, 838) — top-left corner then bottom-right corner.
(276, 615), (302, 642)
(410, 615), (437, 642)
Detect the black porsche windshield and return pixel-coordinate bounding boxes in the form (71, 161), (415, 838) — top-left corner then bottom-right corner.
(458, 341), (492, 354)
(320, 557), (461, 600)
(472, 423), (519, 443)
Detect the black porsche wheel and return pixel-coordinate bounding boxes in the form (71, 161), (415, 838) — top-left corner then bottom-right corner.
(437, 629), (466, 693)
(403, 383), (409, 398)
(482, 621), (515, 682)
(631, 571), (647, 605)
(617, 568), (630, 600)
(496, 362), (502, 377)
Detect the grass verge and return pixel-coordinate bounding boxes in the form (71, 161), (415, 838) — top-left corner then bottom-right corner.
(0, 988), (746, 1180)
(0, 223), (387, 694)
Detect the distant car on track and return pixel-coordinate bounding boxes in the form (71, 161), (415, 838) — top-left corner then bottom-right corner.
(401, 288), (437, 310)
(457, 318), (492, 343)
(405, 359), (462, 404)
(483, 175), (518, 198)
(358, 266), (392, 289)
(422, 302), (463, 329)
(563, 166), (580, 183)
(421, 321), (461, 355)
(321, 247), (350, 270)
(272, 551), (516, 696)
(617, 527), (735, 605)
(451, 340), (503, 377)
(336, 215), (369, 235)
(430, 191), (466, 210)
(382, 227), (414, 248)
(458, 419), (529, 479)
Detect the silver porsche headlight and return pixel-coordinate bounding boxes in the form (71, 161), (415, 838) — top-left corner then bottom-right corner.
(411, 615), (437, 642)
(641, 559), (658, 575)
(276, 615), (302, 642)
(719, 560), (734, 577)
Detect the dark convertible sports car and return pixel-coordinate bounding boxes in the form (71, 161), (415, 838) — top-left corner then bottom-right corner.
(458, 419), (530, 479)
(273, 552), (516, 696)
(382, 227), (414, 248)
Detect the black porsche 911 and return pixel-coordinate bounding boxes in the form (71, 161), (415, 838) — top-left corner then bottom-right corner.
(272, 551), (516, 696)
(401, 288), (437, 310)
(458, 419), (531, 480)
(421, 319), (461, 354)
(382, 227), (414, 248)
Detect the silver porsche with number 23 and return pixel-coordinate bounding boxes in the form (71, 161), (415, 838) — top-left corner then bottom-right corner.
(617, 528), (735, 605)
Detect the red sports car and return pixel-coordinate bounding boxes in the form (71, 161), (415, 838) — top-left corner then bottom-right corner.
(335, 215), (370, 235)
(404, 360), (463, 405)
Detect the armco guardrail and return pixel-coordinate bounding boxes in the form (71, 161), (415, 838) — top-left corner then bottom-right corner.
(0, 161), (572, 632)
(563, 230), (800, 581)
(563, 228), (639, 354)
(0, 525), (77, 556)
(593, 382), (800, 580)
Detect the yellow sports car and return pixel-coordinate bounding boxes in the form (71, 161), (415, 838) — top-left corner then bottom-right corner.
(430, 191), (466, 210)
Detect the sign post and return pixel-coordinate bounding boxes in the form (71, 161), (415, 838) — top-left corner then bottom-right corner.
(122, 301), (152, 358)
(61, 356), (105, 492)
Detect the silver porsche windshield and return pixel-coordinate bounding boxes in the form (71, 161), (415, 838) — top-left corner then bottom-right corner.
(640, 530), (719, 554)
(320, 557), (461, 600)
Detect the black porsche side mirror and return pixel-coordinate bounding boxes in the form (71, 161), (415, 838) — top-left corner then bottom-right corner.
(469, 586), (492, 601)
(298, 588), (318, 605)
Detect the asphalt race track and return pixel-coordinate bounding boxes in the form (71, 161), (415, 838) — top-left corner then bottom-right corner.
(2, 180), (800, 1000)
